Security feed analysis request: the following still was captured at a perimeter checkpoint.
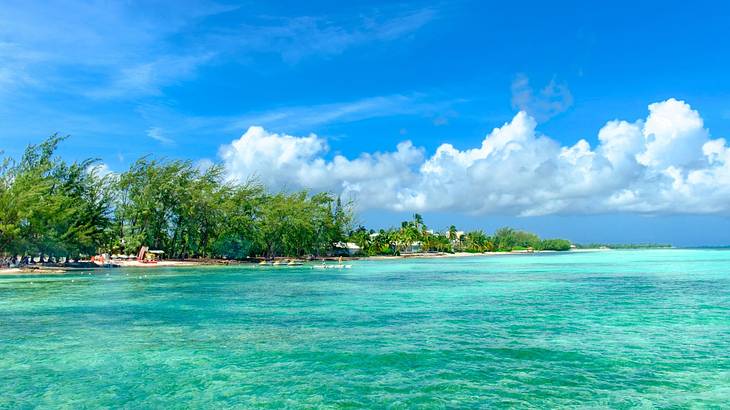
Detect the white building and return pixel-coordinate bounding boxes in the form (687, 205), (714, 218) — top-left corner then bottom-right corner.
(403, 241), (422, 254)
(334, 242), (361, 256)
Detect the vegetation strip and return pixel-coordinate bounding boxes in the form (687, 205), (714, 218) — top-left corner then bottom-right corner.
(1, 136), (572, 267)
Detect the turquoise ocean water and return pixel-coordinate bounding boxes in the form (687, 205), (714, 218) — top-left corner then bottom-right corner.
(1, 249), (729, 408)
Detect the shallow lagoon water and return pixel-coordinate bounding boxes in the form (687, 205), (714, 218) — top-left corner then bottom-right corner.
(1, 249), (729, 407)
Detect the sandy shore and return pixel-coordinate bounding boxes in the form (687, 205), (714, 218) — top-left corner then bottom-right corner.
(0, 249), (611, 275)
(365, 249), (602, 259)
(367, 252), (482, 259)
(0, 259), (207, 275)
(0, 267), (67, 275)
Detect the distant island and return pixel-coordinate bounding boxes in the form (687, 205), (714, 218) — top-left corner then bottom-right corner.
(1, 136), (584, 268)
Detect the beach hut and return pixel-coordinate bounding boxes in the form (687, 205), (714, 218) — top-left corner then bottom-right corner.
(137, 247), (164, 263)
(148, 250), (164, 261)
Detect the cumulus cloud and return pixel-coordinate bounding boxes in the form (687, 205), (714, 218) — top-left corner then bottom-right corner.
(220, 98), (730, 216)
(220, 126), (424, 208)
(87, 162), (114, 178)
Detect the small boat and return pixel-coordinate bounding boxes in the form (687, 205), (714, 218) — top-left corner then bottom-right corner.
(287, 261), (303, 266)
(272, 260), (286, 266)
(312, 264), (352, 270)
(258, 260), (272, 265)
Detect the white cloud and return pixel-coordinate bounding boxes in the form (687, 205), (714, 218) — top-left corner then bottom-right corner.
(229, 94), (451, 132)
(146, 127), (175, 145)
(637, 98), (708, 168)
(87, 162), (114, 178)
(511, 74), (573, 122)
(219, 126), (424, 209)
(195, 158), (215, 173)
(0, 0), (228, 98)
(0, 1), (434, 99)
(220, 98), (730, 216)
(233, 8), (436, 63)
(86, 54), (215, 99)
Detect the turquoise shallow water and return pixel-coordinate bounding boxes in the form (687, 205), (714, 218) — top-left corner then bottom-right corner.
(1, 249), (730, 408)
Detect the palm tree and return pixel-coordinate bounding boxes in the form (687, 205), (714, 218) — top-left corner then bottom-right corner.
(413, 213), (424, 230)
(448, 225), (457, 241)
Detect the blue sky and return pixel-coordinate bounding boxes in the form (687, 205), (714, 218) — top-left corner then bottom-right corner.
(3, 0), (730, 245)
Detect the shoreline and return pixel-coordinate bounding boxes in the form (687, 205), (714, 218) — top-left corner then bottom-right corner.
(0, 249), (614, 276)
(0, 259), (213, 276)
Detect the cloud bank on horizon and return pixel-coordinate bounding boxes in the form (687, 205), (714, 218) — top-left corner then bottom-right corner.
(220, 98), (730, 216)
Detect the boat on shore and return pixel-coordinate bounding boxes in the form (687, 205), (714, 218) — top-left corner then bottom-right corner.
(258, 259), (306, 267)
(312, 264), (351, 269)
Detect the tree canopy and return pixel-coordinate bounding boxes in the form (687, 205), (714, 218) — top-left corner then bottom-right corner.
(344, 214), (572, 256)
(1, 136), (573, 263)
(0, 137), (352, 262)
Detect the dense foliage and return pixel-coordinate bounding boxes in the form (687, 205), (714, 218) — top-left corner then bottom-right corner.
(1, 137), (573, 263)
(0, 136), (113, 263)
(1, 137), (350, 262)
(348, 216), (572, 256)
